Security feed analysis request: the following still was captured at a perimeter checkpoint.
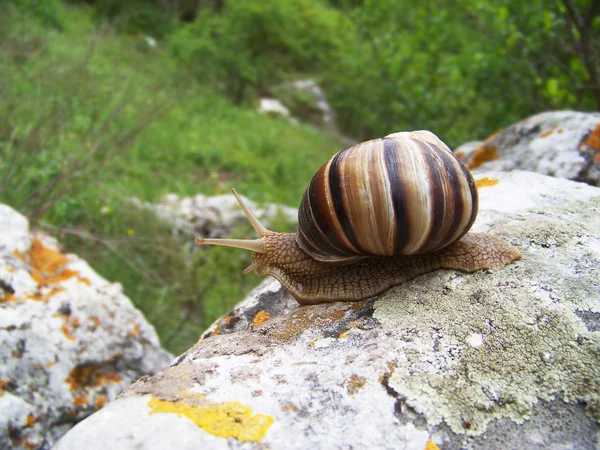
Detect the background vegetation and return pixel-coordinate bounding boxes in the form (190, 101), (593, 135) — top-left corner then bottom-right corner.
(1, 0), (598, 353)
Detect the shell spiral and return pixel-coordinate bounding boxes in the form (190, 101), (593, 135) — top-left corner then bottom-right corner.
(297, 130), (479, 262)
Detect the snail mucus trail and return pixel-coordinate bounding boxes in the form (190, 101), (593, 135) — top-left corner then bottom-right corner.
(196, 131), (521, 305)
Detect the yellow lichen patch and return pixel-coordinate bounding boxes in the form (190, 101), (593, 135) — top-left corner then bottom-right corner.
(253, 311), (271, 327)
(29, 238), (77, 285)
(539, 129), (555, 138)
(339, 331), (349, 338)
(148, 397), (274, 443)
(346, 374), (366, 395)
(424, 439), (440, 450)
(12, 250), (25, 261)
(467, 144), (499, 170)
(65, 365), (122, 391)
(47, 361), (55, 368)
(475, 177), (500, 188)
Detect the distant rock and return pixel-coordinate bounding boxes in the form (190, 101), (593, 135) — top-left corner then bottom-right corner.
(54, 171), (600, 449)
(271, 79), (355, 146)
(134, 193), (297, 241)
(257, 98), (291, 118)
(0, 205), (173, 449)
(457, 111), (600, 186)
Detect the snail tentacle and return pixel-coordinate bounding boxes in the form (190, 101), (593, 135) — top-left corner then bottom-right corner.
(195, 188), (269, 254)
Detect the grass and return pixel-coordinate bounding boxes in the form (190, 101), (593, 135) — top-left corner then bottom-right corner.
(0, 1), (342, 354)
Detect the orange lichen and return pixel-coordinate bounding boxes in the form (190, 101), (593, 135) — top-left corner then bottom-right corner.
(281, 401), (298, 413)
(467, 145), (499, 170)
(12, 250), (25, 261)
(211, 323), (222, 336)
(95, 394), (109, 409)
(1, 293), (17, 303)
(580, 123), (600, 150)
(65, 365), (122, 391)
(253, 311), (271, 327)
(77, 276), (91, 286)
(475, 177), (500, 188)
(128, 322), (140, 338)
(29, 238), (77, 285)
(73, 395), (89, 407)
(47, 361), (55, 368)
(539, 129), (555, 138)
(62, 323), (76, 341)
(0, 379), (8, 396)
(23, 440), (37, 450)
(424, 439), (441, 450)
(223, 315), (233, 324)
(346, 374), (366, 395)
(32, 364), (43, 370)
(25, 414), (36, 427)
(455, 151), (465, 159)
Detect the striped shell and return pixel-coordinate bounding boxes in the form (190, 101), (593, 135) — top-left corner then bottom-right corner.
(297, 130), (478, 262)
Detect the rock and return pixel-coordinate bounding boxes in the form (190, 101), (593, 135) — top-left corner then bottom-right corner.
(458, 111), (600, 186)
(54, 171), (600, 450)
(453, 140), (482, 161)
(257, 98), (291, 118)
(271, 79), (355, 146)
(0, 205), (173, 449)
(134, 193), (298, 240)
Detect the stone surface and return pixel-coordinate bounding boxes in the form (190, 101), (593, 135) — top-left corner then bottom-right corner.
(458, 110), (600, 186)
(134, 192), (298, 241)
(55, 171), (600, 450)
(0, 205), (173, 450)
(257, 98), (291, 118)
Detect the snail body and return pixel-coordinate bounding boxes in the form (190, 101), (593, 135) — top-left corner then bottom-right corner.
(197, 131), (521, 305)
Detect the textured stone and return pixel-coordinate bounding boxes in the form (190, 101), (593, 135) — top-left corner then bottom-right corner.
(458, 111), (600, 186)
(55, 171), (600, 449)
(0, 205), (173, 449)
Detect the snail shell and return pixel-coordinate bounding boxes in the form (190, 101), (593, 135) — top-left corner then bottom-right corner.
(297, 130), (478, 262)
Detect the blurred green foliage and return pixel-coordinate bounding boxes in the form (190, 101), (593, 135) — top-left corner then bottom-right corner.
(0, 0), (597, 353)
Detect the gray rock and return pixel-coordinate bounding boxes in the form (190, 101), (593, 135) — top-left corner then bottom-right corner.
(55, 171), (599, 449)
(134, 192), (298, 241)
(460, 111), (600, 186)
(0, 205), (173, 449)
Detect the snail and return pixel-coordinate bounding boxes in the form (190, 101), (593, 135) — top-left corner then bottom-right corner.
(196, 130), (521, 305)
